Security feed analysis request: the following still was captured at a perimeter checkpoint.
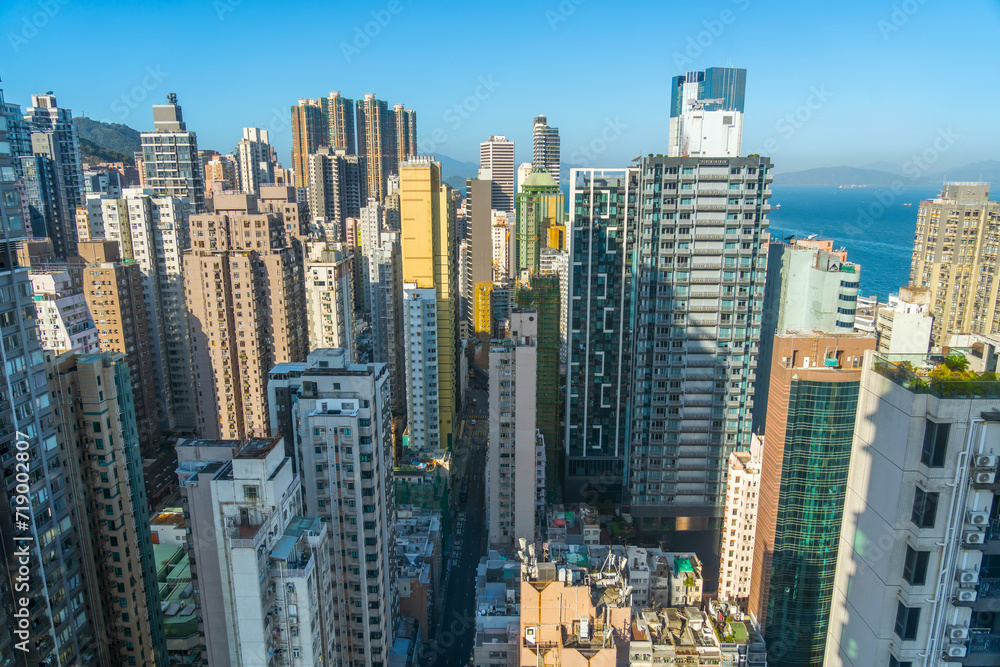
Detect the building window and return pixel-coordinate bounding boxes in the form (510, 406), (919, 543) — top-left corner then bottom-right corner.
(920, 420), (949, 468)
(910, 487), (939, 528)
(893, 602), (920, 641)
(902, 546), (929, 586)
(243, 485), (259, 500)
(889, 657), (913, 667)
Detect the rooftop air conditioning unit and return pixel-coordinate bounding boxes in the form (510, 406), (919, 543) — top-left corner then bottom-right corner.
(964, 530), (986, 545)
(974, 471), (997, 484)
(958, 569), (979, 585)
(956, 589), (978, 602)
(948, 626), (969, 640)
(946, 644), (968, 658)
(968, 510), (990, 525)
(975, 454), (998, 468)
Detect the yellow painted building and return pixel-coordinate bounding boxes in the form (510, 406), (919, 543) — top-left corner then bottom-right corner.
(473, 281), (493, 337)
(400, 158), (457, 449)
(546, 224), (567, 250)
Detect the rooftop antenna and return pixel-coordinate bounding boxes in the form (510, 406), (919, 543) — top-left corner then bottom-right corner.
(167, 92), (177, 105)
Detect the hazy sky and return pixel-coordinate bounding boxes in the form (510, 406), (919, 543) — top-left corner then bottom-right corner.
(2, 0), (998, 173)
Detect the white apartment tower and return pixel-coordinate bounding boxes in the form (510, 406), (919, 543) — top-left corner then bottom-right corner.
(28, 269), (98, 353)
(825, 349), (1000, 666)
(718, 434), (762, 603)
(267, 349), (398, 667)
(668, 67), (746, 159)
(176, 437), (337, 666)
(403, 284), (443, 451)
(488, 310), (544, 549)
(532, 115), (560, 185)
(235, 127), (275, 195)
(480, 135), (515, 214)
(141, 94), (206, 212)
(304, 241), (355, 357)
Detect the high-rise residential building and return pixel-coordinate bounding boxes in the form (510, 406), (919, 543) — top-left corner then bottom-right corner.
(480, 136), (515, 214)
(909, 182), (1000, 347)
(567, 157), (772, 536)
(183, 193), (306, 440)
(358, 200), (406, 412)
(203, 149), (237, 197)
(175, 436), (337, 666)
(91, 190), (195, 430)
(0, 88), (101, 666)
(25, 92), (85, 207)
(492, 209), (512, 282)
(392, 103), (417, 166)
(83, 167), (123, 197)
(515, 275), (562, 499)
(755, 237), (861, 435)
(748, 333), (874, 667)
(1, 98), (31, 173)
(48, 351), (167, 666)
(717, 433), (762, 604)
(465, 175), (495, 331)
(258, 183), (306, 237)
(825, 349), (1000, 667)
(668, 67), (746, 158)
(532, 115), (561, 185)
(304, 241), (355, 355)
(357, 94), (395, 204)
(514, 166), (564, 277)
(875, 285), (933, 354)
(290, 92), (357, 188)
(267, 349), (399, 666)
(234, 127), (275, 195)
(539, 246), (569, 353)
(488, 310), (545, 549)
(75, 239), (161, 455)
(28, 269), (98, 353)
(399, 157), (457, 452)
(140, 94), (206, 212)
(516, 161), (533, 195)
(22, 134), (76, 259)
(307, 146), (362, 241)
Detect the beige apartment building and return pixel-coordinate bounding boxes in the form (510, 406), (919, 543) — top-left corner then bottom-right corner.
(74, 239), (161, 455)
(183, 192), (306, 440)
(49, 352), (166, 666)
(909, 182), (1000, 347)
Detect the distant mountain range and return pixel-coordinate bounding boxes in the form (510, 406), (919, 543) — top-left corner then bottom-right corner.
(774, 160), (1000, 187)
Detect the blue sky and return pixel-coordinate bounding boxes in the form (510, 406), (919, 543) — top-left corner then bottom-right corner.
(2, 0), (998, 173)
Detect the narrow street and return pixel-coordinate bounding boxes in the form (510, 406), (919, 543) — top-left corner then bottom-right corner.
(431, 368), (489, 666)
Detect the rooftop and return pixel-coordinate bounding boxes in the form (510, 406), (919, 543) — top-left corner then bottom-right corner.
(873, 351), (1000, 399)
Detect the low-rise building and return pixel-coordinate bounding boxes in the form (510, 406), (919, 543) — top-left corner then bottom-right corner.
(396, 506), (443, 642)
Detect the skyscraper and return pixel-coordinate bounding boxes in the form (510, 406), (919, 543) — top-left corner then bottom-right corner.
(488, 310), (544, 548)
(480, 135), (515, 214)
(203, 149), (237, 197)
(532, 115), (561, 185)
(306, 146), (362, 240)
(717, 433), (762, 604)
(908, 182), (1000, 347)
(267, 349), (399, 666)
(747, 333), (873, 666)
(176, 436), (338, 666)
(464, 174), (494, 331)
(825, 349), (1000, 667)
(514, 166), (564, 277)
(303, 241), (355, 355)
(234, 127), (275, 195)
(291, 92), (357, 188)
(19, 149), (73, 258)
(183, 193), (306, 439)
(75, 239), (162, 456)
(668, 67), (746, 158)
(140, 94), (206, 212)
(48, 351), (167, 666)
(567, 155), (772, 543)
(392, 103), (417, 166)
(357, 94), (395, 204)
(28, 269), (98, 353)
(399, 157), (457, 452)
(0, 86), (100, 666)
(24, 92), (85, 209)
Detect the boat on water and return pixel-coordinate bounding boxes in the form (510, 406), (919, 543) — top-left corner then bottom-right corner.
(774, 204), (781, 209)
(903, 203), (912, 207)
